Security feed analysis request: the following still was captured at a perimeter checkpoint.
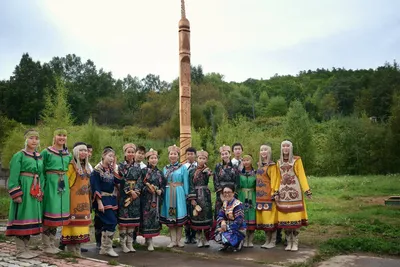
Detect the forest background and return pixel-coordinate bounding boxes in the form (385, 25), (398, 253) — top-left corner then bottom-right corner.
(1, 53), (400, 175)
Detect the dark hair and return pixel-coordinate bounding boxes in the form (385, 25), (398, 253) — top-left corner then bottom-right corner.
(223, 184), (235, 193)
(73, 142), (86, 148)
(232, 142), (243, 151)
(136, 145), (146, 153)
(87, 144), (93, 149)
(185, 147), (197, 154)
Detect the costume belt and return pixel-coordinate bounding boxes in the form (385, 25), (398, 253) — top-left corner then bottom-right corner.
(20, 172), (37, 177)
(20, 172), (42, 200)
(46, 170), (66, 192)
(167, 182), (183, 218)
(101, 191), (115, 197)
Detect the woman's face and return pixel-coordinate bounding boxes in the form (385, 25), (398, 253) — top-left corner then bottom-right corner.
(79, 148), (88, 161)
(26, 136), (39, 150)
(223, 187), (234, 202)
(103, 152), (115, 166)
(197, 156), (207, 166)
(55, 134), (67, 146)
(169, 151), (179, 163)
(282, 143), (291, 156)
(260, 145), (270, 159)
(148, 155), (158, 167)
(125, 148), (135, 162)
(242, 157), (252, 168)
(220, 151), (230, 162)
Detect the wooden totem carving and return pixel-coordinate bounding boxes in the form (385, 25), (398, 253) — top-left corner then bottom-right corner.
(179, 0), (191, 163)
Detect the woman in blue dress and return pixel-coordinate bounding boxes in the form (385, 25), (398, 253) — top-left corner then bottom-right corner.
(160, 145), (189, 248)
(90, 146), (122, 257)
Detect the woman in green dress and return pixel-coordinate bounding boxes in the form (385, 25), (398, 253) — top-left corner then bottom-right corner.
(41, 128), (72, 254)
(238, 155), (257, 248)
(6, 129), (44, 259)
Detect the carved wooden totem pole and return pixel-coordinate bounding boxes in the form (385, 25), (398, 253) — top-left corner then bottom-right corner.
(179, 0), (191, 163)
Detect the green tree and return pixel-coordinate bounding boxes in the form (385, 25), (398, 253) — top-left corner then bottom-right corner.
(266, 96), (287, 117)
(284, 100), (314, 171)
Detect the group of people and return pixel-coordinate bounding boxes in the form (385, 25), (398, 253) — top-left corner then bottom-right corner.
(5, 128), (312, 260)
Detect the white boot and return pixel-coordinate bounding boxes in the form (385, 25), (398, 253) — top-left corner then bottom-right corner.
(196, 232), (203, 248)
(99, 231), (119, 257)
(248, 231), (254, 248)
(42, 233), (59, 254)
(75, 244), (82, 257)
(243, 231), (249, 248)
(291, 234), (299, 251)
(126, 228), (136, 252)
(49, 232), (61, 254)
(261, 231), (272, 248)
(176, 227), (185, 248)
(66, 244), (76, 255)
(119, 229), (130, 253)
(167, 228), (177, 248)
(203, 232), (210, 248)
(266, 231), (277, 249)
(146, 238), (154, 251)
(15, 238), (35, 259)
(285, 232), (293, 251)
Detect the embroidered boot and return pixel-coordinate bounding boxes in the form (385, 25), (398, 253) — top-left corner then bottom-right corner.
(285, 231), (293, 251)
(291, 231), (299, 252)
(167, 228), (177, 248)
(203, 229), (210, 247)
(66, 244), (76, 255)
(126, 228), (136, 252)
(42, 229), (59, 254)
(196, 232), (203, 248)
(119, 229), (130, 253)
(176, 227), (185, 248)
(243, 230), (249, 248)
(49, 229), (61, 254)
(75, 244), (82, 258)
(15, 237), (35, 259)
(261, 231), (272, 248)
(248, 231), (255, 248)
(100, 231), (118, 257)
(265, 231), (277, 249)
(146, 238), (154, 251)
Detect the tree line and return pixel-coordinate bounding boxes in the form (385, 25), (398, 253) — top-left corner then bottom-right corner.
(1, 53), (400, 175)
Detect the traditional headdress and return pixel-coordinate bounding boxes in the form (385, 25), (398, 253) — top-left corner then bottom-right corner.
(73, 142), (90, 173)
(24, 129), (39, 139)
(52, 128), (68, 151)
(145, 148), (158, 158)
(280, 140), (294, 163)
(197, 150), (209, 159)
(24, 129), (40, 151)
(168, 144), (180, 154)
(102, 146), (115, 157)
(123, 143), (136, 152)
(243, 154), (253, 160)
(219, 144), (231, 153)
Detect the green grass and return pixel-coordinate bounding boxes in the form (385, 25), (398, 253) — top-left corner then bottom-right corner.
(1, 174), (399, 261)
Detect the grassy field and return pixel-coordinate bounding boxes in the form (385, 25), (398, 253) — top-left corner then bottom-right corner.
(1, 174), (399, 261)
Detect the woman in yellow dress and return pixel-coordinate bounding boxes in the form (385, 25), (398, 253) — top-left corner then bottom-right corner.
(256, 144), (279, 249)
(274, 140), (312, 252)
(60, 142), (91, 257)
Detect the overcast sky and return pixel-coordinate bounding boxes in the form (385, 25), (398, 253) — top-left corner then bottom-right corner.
(0, 0), (399, 83)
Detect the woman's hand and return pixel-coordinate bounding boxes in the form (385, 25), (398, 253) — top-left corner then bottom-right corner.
(13, 197), (22, 204)
(191, 200), (197, 206)
(97, 200), (104, 213)
(156, 189), (162, 196)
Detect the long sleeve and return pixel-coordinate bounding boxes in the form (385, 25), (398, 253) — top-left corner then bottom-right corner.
(231, 203), (245, 231)
(294, 158), (310, 193)
(90, 170), (102, 202)
(213, 165), (221, 192)
(183, 166), (189, 196)
(216, 206), (226, 224)
(8, 152), (23, 199)
(188, 169), (196, 199)
(268, 164), (279, 194)
(67, 163), (76, 188)
(274, 162), (282, 193)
